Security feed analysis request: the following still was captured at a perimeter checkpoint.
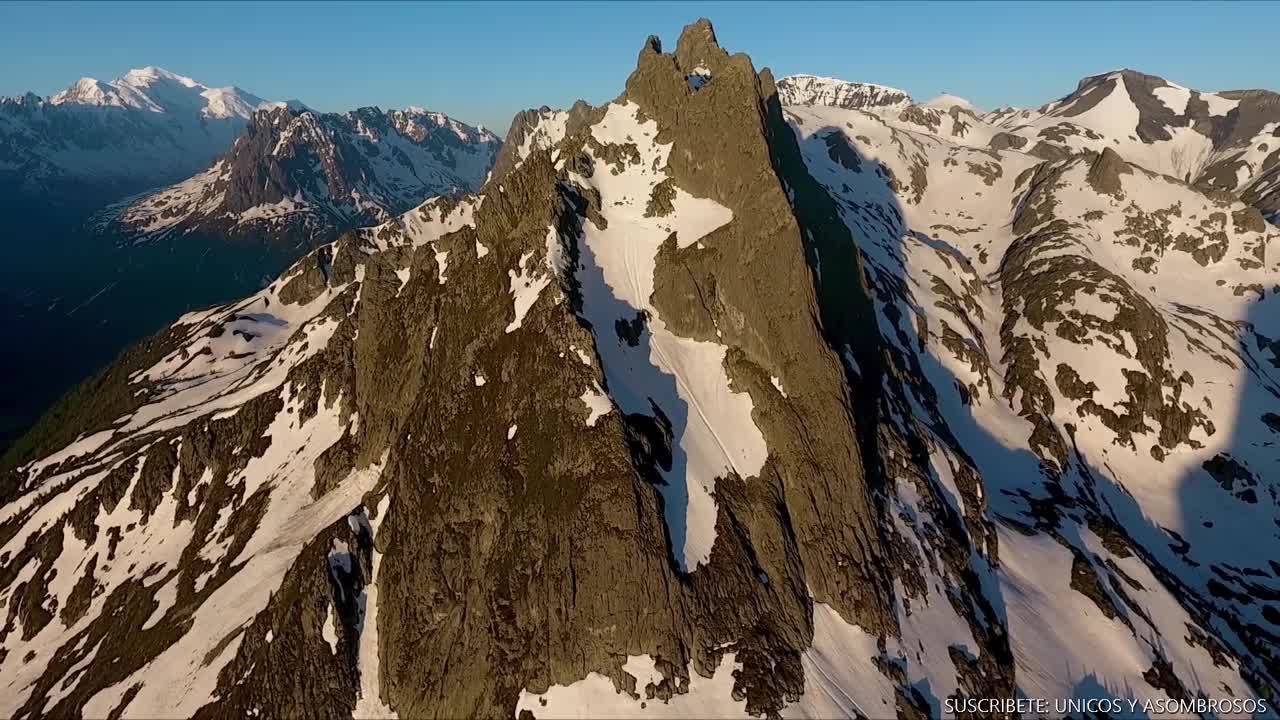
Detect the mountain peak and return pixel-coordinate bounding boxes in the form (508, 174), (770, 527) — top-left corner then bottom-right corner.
(921, 93), (978, 112)
(674, 17), (722, 61)
(121, 66), (199, 88)
(776, 74), (913, 111)
(1074, 67), (1175, 94)
(44, 66), (276, 120)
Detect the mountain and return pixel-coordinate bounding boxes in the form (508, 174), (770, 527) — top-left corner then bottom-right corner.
(776, 73), (912, 112)
(0, 20), (1277, 719)
(0, 67), (285, 209)
(921, 93), (978, 112)
(102, 105), (502, 245)
(785, 68), (1280, 225)
(983, 69), (1280, 220)
(487, 100), (594, 184)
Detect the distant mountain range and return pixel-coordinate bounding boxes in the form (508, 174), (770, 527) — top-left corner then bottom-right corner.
(779, 68), (1280, 223)
(0, 66), (298, 209)
(101, 105), (500, 246)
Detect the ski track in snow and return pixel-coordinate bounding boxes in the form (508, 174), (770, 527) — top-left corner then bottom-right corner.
(569, 101), (765, 572)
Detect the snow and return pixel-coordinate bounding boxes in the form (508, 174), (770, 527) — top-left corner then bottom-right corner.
(120, 269), (349, 438)
(514, 653), (750, 719)
(474, 374), (487, 387)
(142, 576), (179, 631)
(322, 603), (339, 654)
(571, 101), (767, 571)
(778, 74), (912, 111)
(505, 246), (552, 333)
(998, 523), (1254, 707)
(569, 344), (593, 365)
(1152, 83), (1191, 115)
(111, 162), (228, 238)
(236, 195), (304, 225)
(580, 383), (612, 427)
(394, 267), (411, 294)
(111, 106), (497, 246)
(687, 66), (711, 91)
(782, 603), (896, 719)
(786, 90), (1278, 711)
(42, 639), (103, 713)
(516, 107), (573, 165)
(433, 249), (449, 284)
(921, 93), (978, 112)
(507, 424), (517, 440)
(1201, 91), (1240, 117)
(770, 375), (788, 397)
(352, 495), (397, 719)
(1066, 73), (1141, 140)
(52, 378), (389, 719)
(12, 66), (270, 196)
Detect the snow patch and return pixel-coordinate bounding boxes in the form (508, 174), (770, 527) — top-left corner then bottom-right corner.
(515, 653), (750, 718)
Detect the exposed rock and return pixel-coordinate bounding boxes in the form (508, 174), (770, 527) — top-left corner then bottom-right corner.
(1086, 147), (1131, 198)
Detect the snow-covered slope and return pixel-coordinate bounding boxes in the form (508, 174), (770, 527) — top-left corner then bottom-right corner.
(921, 93), (978, 112)
(986, 70), (1280, 198)
(0, 67), (284, 205)
(101, 105), (501, 245)
(0, 20), (1277, 720)
(780, 73), (999, 148)
(786, 93), (1279, 710)
(486, 100), (595, 184)
(786, 68), (1280, 225)
(777, 73), (912, 111)
(47, 66), (276, 118)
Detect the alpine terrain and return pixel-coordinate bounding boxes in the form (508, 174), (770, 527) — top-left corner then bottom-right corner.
(0, 19), (1277, 719)
(0, 70), (502, 459)
(101, 105), (501, 246)
(0, 66), (292, 211)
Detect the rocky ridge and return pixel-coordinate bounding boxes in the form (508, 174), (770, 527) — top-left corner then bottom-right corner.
(101, 105), (501, 247)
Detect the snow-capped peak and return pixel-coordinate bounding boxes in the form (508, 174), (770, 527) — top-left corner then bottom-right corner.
(921, 93), (978, 112)
(48, 66), (275, 119)
(120, 65), (201, 89)
(776, 74), (913, 111)
(48, 77), (121, 107)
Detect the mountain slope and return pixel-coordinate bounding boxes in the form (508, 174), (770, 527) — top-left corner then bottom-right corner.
(0, 20), (1277, 720)
(786, 91), (1279, 709)
(776, 73), (912, 112)
(985, 70), (1280, 206)
(101, 105), (501, 246)
(487, 100), (594, 184)
(787, 68), (1280, 225)
(0, 67), (284, 208)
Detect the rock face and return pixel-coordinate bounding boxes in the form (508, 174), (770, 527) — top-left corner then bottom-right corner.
(1, 19), (1278, 720)
(0, 67), (286, 210)
(487, 100), (594, 185)
(101, 105), (501, 246)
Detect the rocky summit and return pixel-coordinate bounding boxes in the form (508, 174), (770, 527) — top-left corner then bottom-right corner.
(0, 18), (1278, 719)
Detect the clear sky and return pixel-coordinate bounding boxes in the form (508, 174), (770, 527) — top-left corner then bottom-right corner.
(3, 1), (1277, 135)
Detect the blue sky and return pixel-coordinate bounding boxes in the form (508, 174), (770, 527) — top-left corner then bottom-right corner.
(3, 1), (1276, 134)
